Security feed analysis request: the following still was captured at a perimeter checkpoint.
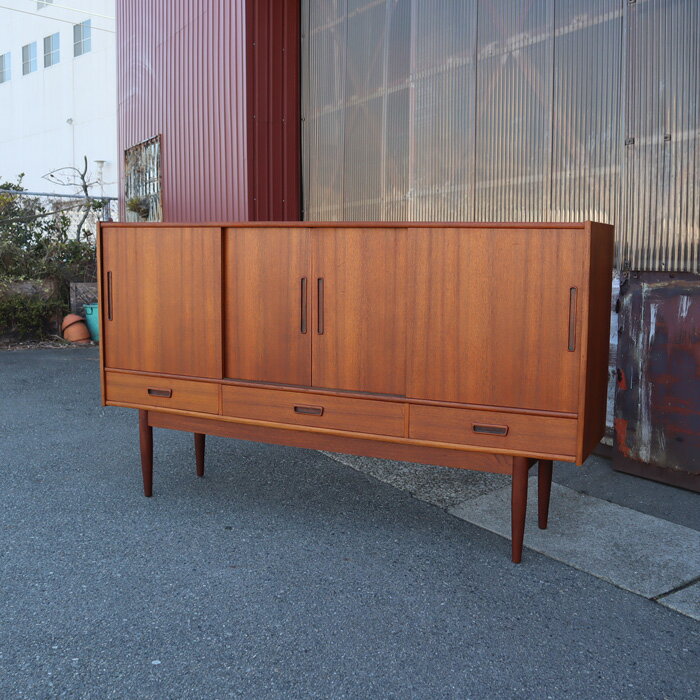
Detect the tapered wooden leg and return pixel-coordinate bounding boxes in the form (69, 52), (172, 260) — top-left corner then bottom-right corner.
(538, 459), (553, 530)
(194, 433), (205, 477)
(138, 410), (153, 497)
(511, 457), (530, 563)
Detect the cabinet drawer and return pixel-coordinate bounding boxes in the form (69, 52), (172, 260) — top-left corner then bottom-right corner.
(222, 385), (405, 437)
(105, 372), (220, 414)
(409, 404), (577, 457)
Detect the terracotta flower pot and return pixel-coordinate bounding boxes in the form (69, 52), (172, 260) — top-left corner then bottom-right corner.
(62, 314), (91, 344)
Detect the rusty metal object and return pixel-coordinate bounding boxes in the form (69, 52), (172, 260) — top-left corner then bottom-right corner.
(613, 272), (700, 492)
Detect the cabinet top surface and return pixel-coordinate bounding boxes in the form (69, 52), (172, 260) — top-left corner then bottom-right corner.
(100, 221), (605, 230)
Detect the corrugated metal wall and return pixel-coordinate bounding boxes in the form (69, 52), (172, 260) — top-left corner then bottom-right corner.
(302, 0), (700, 272)
(246, 0), (301, 220)
(117, 0), (248, 222)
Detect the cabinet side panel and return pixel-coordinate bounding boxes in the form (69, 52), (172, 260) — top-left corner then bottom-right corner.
(102, 226), (223, 378)
(578, 222), (615, 461)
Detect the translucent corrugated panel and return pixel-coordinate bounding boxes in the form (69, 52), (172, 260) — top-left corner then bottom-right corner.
(621, 0), (700, 271)
(550, 0), (622, 232)
(302, 0), (700, 271)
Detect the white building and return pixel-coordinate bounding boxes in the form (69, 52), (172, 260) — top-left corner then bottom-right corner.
(0, 0), (117, 197)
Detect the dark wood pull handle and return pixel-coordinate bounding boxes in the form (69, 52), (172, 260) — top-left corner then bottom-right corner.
(107, 271), (113, 321)
(147, 388), (172, 398)
(294, 405), (324, 416)
(300, 277), (307, 334)
(568, 287), (578, 352)
(473, 423), (508, 436)
(317, 278), (324, 335)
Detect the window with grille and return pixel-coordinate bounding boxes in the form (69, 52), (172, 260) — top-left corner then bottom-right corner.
(73, 20), (91, 57)
(124, 136), (163, 222)
(43, 33), (59, 67)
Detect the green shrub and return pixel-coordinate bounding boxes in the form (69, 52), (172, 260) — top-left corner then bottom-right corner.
(0, 294), (67, 340)
(0, 175), (96, 339)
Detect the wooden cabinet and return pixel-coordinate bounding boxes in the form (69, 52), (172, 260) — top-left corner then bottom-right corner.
(98, 221), (614, 563)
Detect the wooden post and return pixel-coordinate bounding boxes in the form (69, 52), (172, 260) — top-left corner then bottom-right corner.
(138, 410), (153, 497)
(194, 433), (205, 477)
(511, 457), (531, 563)
(538, 459), (553, 529)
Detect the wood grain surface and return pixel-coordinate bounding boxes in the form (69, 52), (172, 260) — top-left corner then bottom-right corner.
(224, 227), (311, 385)
(149, 411), (514, 474)
(311, 227), (408, 395)
(407, 227), (584, 413)
(105, 371), (220, 414)
(222, 384), (406, 437)
(101, 226), (222, 377)
(409, 403), (577, 458)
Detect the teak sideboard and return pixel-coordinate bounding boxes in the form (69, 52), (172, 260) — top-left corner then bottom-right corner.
(97, 221), (614, 562)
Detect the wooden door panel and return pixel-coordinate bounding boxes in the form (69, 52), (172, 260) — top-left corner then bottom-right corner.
(224, 227), (311, 385)
(407, 227), (584, 413)
(312, 228), (407, 396)
(102, 227), (222, 378)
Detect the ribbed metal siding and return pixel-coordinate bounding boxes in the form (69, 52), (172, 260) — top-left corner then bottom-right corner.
(303, 0), (700, 272)
(247, 0), (301, 220)
(117, 0), (248, 222)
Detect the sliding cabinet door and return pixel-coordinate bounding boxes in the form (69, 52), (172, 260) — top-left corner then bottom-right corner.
(312, 228), (408, 396)
(224, 227), (311, 386)
(102, 226), (222, 378)
(407, 227), (584, 413)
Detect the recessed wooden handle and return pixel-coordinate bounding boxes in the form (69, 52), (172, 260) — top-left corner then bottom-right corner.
(147, 388), (172, 398)
(107, 271), (113, 321)
(568, 287), (577, 352)
(317, 278), (324, 335)
(472, 423), (508, 436)
(300, 277), (308, 334)
(293, 404), (324, 416)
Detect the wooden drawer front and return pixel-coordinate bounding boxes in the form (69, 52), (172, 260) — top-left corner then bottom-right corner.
(222, 385), (405, 437)
(409, 404), (577, 457)
(105, 372), (219, 414)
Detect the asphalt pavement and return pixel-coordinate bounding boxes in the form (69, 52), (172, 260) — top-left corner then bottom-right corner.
(0, 348), (698, 699)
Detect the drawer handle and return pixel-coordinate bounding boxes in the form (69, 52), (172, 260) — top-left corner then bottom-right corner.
(294, 404), (324, 416)
(147, 388), (173, 398)
(472, 423), (508, 436)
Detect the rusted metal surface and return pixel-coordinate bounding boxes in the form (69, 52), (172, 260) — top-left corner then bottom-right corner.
(246, 0), (301, 220)
(614, 273), (700, 491)
(116, 0), (249, 222)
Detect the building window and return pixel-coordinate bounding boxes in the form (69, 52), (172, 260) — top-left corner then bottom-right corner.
(44, 33), (59, 67)
(125, 136), (163, 222)
(22, 43), (37, 75)
(73, 20), (91, 57)
(0, 52), (10, 84)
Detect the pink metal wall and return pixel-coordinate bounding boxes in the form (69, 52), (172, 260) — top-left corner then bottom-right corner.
(116, 0), (249, 222)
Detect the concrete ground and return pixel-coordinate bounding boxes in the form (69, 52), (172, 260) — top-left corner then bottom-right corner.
(0, 348), (698, 699)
